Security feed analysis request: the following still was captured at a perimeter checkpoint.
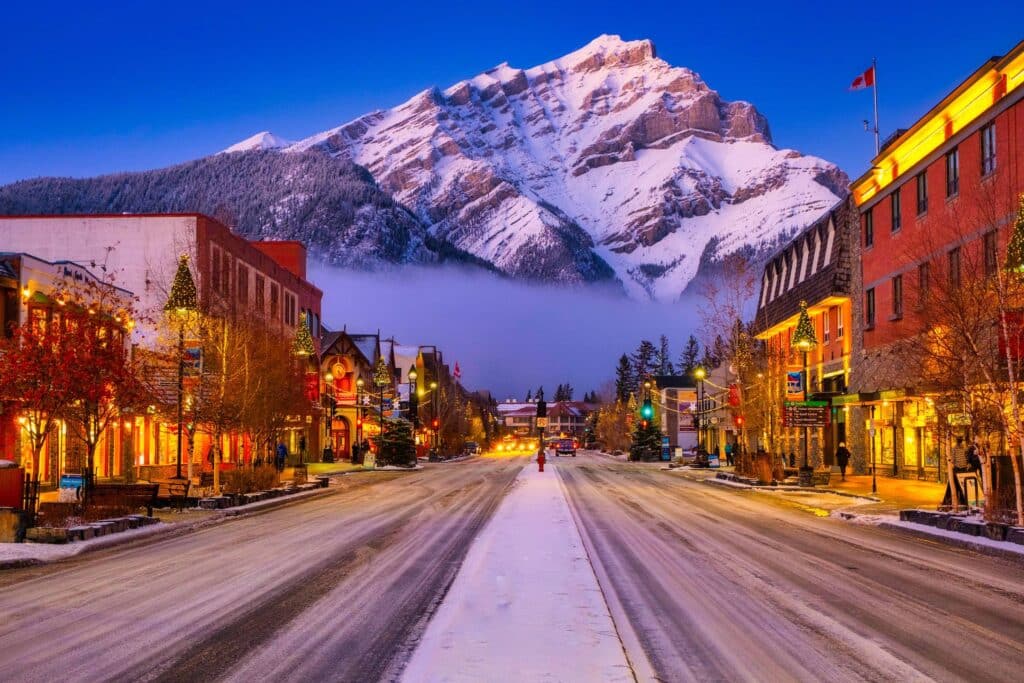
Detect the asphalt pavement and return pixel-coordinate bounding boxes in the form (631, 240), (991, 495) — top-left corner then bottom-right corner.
(558, 452), (1024, 683)
(0, 457), (525, 682)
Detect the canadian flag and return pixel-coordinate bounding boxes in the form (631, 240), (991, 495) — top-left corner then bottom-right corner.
(850, 65), (875, 91)
(453, 362), (462, 380)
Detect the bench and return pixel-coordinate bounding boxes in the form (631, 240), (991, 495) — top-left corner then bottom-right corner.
(153, 479), (191, 512)
(86, 483), (160, 518)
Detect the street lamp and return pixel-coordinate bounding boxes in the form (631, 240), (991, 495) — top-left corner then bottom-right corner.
(791, 301), (818, 470)
(430, 380), (439, 453)
(356, 377), (365, 461)
(324, 372), (336, 462)
(694, 367), (707, 451)
(164, 254), (197, 481)
(408, 367), (419, 428)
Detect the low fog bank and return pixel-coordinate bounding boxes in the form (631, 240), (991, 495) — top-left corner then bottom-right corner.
(309, 262), (700, 399)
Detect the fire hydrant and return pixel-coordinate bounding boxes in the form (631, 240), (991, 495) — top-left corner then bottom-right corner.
(537, 450), (546, 472)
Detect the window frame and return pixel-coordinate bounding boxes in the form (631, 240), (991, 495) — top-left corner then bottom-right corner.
(891, 190), (902, 233)
(865, 288), (876, 328)
(984, 230), (998, 276)
(917, 262), (930, 308)
(948, 247), (961, 287)
(916, 171), (928, 215)
(981, 122), (997, 176)
(945, 147), (959, 197)
(863, 208), (874, 248)
(823, 308), (830, 343)
(892, 274), (903, 319)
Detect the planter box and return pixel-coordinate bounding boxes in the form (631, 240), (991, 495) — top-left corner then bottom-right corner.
(198, 496), (232, 510)
(99, 519), (127, 533)
(25, 527), (69, 543)
(1007, 527), (1024, 546)
(984, 523), (1009, 541)
(812, 471), (831, 486)
(958, 521), (985, 537)
(67, 526), (96, 542)
(314, 476), (329, 489)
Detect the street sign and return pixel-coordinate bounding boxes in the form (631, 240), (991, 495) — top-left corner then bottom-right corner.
(783, 401), (829, 427)
(535, 417), (548, 428)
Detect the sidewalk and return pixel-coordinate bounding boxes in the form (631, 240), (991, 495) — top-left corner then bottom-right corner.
(827, 474), (948, 514)
(401, 462), (633, 683)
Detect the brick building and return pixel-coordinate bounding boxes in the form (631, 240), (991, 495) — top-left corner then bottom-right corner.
(0, 214), (324, 479)
(846, 39), (1024, 480)
(753, 198), (857, 469)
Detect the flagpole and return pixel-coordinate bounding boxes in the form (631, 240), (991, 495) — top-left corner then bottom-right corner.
(872, 57), (880, 155)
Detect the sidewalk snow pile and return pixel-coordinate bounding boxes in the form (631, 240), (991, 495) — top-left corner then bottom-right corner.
(402, 463), (632, 683)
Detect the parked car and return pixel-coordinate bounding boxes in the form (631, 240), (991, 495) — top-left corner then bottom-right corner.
(464, 441), (479, 455)
(555, 438), (576, 457)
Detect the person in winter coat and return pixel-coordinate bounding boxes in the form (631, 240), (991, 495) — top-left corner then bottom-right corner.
(835, 442), (851, 480)
(275, 442), (288, 472)
(724, 442), (734, 467)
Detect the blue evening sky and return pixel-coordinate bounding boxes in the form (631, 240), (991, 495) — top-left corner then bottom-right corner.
(1, 1), (1019, 186)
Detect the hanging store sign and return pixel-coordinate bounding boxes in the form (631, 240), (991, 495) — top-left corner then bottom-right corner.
(183, 347), (203, 376)
(783, 400), (829, 427)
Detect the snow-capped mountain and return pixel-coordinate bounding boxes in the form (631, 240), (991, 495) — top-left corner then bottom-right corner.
(221, 131), (292, 153)
(1, 35), (846, 301)
(271, 34), (846, 300)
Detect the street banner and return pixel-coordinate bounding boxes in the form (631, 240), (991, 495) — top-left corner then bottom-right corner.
(786, 371), (804, 400)
(661, 436), (671, 461)
(304, 373), (318, 402)
(183, 347), (203, 376)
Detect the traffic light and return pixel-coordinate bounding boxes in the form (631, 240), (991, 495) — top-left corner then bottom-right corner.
(356, 418), (363, 428)
(734, 415), (745, 427)
(641, 420), (648, 429)
(536, 400), (547, 418)
(432, 418), (440, 430)
(640, 398), (653, 420)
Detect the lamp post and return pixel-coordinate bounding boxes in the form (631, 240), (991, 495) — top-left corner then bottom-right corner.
(324, 372), (336, 462)
(408, 367), (419, 428)
(694, 367), (707, 452)
(355, 377), (365, 461)
(791, 301), (818, 470)
(430, 380), (439, 453)
(164, 255), (197, 481)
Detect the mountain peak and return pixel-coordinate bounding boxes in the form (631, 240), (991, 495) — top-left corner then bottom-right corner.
(563, 34), (656, 67)
(221, 131), (292, 154)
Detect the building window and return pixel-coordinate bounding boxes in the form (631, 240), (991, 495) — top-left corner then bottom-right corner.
(865, 288), (875, 328)
(917, 262), (930, 308)
(948, 247), (961, 287)
(945, 148), (959, 197)
(984, 230), (998, 276)
(891, 190), (902, 232)
(863, 208), (874, 248)
(221, 251), (231, 297)
(237, 265), (249, 305)
(270, 283), (279, 320)
(823, 308), (830, 343)
(255, 275), (265, 313)
(892, 275), (903, 319)
(210, 246), (221, 294)
(981, 122), (997, 175)
(837, 307), (844, 338)
(916, 171), (927, 215)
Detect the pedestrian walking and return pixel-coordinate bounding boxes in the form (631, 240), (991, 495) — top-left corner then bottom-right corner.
(835, 442), (851, 481)
(275, 441), (288, 472)
(724, 442), (734, 467)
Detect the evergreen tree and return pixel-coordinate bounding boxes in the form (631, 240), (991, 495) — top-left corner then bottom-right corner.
(631, 340), (657, 386)
(614, 354), (633, 402)
(554, 384), (566, 402)
(656, 334), (675, 375)
(629, 419), (663, 462)
(525, 389), (532, 402)
(535, 386), (545, 401)
(376, 417), (416, 467)
(678, 334), (700, 378)
(563, 383), (574, 401)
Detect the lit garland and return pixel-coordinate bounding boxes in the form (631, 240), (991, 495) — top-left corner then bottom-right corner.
(164, 254), (198, 312)
(1005, 193), (1024, 273)
(791, 300), (817, 350)
(292, 312), (316, 357)
(374, 354), (391, 388)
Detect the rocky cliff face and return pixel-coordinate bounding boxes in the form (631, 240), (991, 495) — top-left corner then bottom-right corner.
(283, 34), (847, 300)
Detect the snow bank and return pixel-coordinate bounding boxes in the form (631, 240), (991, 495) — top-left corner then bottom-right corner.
(401, 463), (633, 682)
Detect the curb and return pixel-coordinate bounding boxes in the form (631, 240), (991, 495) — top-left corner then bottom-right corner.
(1, 485), (339, 571)
(699, 473), (882, 502)
(878, 521), (1024, 566)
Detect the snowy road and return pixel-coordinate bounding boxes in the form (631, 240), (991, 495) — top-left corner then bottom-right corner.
(0, 457), (525, 682)
(558, 453), (1024, 683)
